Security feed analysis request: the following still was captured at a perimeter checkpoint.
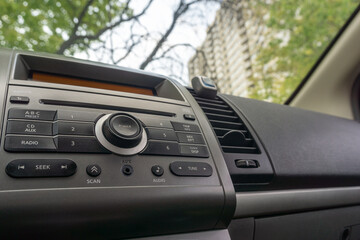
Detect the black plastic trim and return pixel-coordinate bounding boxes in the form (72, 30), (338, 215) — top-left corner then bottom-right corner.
(351, 73), (360, 121)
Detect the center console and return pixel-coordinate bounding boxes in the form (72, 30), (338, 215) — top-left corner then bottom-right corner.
(0, 50), (236, 239)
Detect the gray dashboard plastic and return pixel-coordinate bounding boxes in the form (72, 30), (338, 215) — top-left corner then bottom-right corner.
(223, 94), (360, 189)
(254, 205), (360, 240)
(235, 186), (360, 218)
(0, 186), (223, 239)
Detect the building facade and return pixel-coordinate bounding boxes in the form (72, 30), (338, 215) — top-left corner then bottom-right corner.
(188, 1), (266, 96)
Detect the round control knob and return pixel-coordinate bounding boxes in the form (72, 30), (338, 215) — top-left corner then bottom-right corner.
(95, 113), (148, 155)
(103, 114), (142, 148)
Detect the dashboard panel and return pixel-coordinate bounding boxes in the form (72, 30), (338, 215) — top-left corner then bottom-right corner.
(0, 49), (360, 239)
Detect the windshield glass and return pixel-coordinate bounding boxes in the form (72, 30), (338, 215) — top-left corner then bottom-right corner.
(0, 0), (358, 103)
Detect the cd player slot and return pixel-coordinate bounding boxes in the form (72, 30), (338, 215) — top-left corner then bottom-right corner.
(40, 99), (176, 117)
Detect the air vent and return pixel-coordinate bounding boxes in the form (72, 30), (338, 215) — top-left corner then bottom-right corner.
(188, 88), (260, 154)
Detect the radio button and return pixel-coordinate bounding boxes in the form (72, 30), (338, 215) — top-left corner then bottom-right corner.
(146, 128), (177, 141)
(170, 161), (212, 177)
(102, 114), (143, 148)
(57, 110), (101, 122)
(4, 136), (57, 152)
(171, 122), (200, 133)
(6, 159), (77, 178)
(141, 118), (172, 129)
(10, 96), (30, 104)
(141, 141), (180, 156)
(183, 114), (195, 121)
(56, 136), (109, 153)
(151, 165), (164, 177)
(55, 121), (94, 136)
(6, 120), (53, 135)
(180, 145), (209, 158)
(8, 109), (56, 121)
(86, 164), (101, 177)
(177, 133), (205, 144)
(110, 114), (140, 137)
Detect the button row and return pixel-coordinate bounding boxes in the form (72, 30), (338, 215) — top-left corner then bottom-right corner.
(146, 128), (205, 144)
(6, 109), (207, 156)
(6, 120), (94, 136)
(4, 136), (109, 153)
(5, 160), (212, 178)
(143, 120), (207, 158)
(141, 140), (209, 158)
(5, 109), (103, 153)
(8, 108), (101, 122)
(8, 110), (199, 131)
(141, 118), (201, 133)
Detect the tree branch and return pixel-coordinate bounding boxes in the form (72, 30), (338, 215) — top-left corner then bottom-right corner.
(57, 0), (154, 54)
(152, 43), (195, 61)
(139, 0), (208, 70)
(57, 0), (95, 54)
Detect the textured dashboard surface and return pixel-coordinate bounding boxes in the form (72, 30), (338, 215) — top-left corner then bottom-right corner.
(223, 95), (360, 189)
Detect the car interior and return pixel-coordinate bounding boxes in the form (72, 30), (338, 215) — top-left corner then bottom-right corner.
(0, 2), (360, 240)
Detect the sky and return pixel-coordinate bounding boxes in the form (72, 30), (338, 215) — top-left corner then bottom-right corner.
(74, 0), (220, 86)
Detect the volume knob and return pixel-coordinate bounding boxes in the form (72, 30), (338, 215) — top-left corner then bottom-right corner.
(95, 113), (147, 155)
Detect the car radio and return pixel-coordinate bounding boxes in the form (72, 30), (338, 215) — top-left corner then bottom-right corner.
(4, 105), (211, 178)
(0, 50), (235, 239)
(2, 74), (215, 186)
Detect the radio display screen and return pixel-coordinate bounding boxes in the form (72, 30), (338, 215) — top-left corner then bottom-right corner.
(31, 72), (155, 96)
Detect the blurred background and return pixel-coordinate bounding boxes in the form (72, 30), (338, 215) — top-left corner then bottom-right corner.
(0, 0), (358, 103)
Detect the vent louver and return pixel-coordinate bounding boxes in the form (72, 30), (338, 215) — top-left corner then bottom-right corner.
(188, 88), (260, 154)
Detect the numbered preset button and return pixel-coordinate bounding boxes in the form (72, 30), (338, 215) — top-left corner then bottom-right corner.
(56, 136), (109, 153)
(141, 141), (180, 156)
(55, 121), (94, 136)
(57, 110), (101, 122)
(6, 120), (53, 135)
(146, 128), (177, 141)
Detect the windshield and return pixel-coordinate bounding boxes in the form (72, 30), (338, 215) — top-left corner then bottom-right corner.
(0, 0), (358, 103)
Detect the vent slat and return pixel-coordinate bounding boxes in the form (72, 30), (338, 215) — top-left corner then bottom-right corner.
(197, 101), (230, 110)
(187, 88), (260, 154)
(193, 97), (224, 105)
(219, 138), (255, 147)
(201, 106), (234, 115)
(209, 120), (244, 130)
(222, 146), (260, 154)
(205, 113), (238, 122)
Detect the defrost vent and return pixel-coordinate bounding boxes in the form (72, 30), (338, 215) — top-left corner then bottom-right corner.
(188, 88), (260, 154)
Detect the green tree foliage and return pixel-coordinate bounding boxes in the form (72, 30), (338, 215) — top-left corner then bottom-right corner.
(248, 0), (359, 103)
(0, 0), (132, 55)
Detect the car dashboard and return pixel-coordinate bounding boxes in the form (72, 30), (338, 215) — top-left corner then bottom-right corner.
(1, 49), (360, 240)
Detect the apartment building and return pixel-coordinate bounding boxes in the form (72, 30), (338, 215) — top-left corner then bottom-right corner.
(188, 1), (266, 96)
